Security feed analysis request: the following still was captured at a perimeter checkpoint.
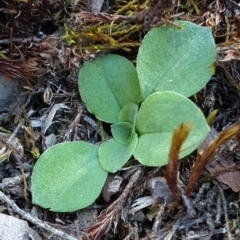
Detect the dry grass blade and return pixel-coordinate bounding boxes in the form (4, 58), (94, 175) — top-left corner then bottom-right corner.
(185, 122), (240, 197)
(165, 123), (192, 201)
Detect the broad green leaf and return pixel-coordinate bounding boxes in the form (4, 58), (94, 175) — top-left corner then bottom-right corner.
(111, 122), (133, 145)
(137, 21), (216, 99)
(119, 103), (138, 125)
(79, 54), (141, 123)
(99, 133), (138, 173)
(31, 142), (107, 212)
(134, 92), (209, 166)
(134, 133), (171, 166)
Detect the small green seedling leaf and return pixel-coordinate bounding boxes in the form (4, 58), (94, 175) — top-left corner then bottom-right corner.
(99, 133), (138, 173)
(137, 21), (216, 99)
(111, 122), (133, 145)
(119, 103), (138, 125)
(79, 54), (141, 123)
(134, 91), (209, 166)
(31, 142), (107, 212)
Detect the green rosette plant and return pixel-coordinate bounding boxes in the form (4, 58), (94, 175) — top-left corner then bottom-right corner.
(31, 21), (216, 212)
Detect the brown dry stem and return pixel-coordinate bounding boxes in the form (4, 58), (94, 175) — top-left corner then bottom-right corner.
(165, 123), (192, 202)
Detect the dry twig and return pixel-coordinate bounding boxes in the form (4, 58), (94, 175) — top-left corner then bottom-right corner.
(0, 190), (78, 240)
(214, 180), (232, 240)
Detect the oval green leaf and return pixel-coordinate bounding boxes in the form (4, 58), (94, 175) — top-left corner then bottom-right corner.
(119, 103), (138, 125)
(111, 122), (133, 145)
(137, 21), (216, 99)
(31, 142), (107, 212)
(79, 54), (141, 123)
(134, 133), (171, 166)
(99, 133), (138, 173)
(134, 91), (209, 166)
